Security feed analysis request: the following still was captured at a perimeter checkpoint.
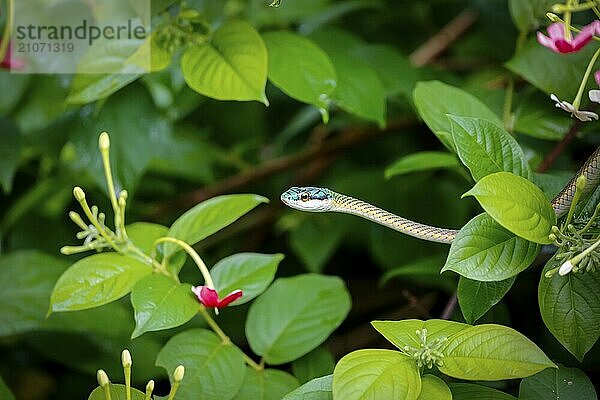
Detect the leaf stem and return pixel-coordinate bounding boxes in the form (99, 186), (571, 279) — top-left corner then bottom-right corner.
(153, 237), (214, 287)
(0, 0), (14, 63)
(572, 46), (600, 110)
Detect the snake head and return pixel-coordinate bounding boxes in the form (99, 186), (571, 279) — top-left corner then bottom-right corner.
(281, 187), (334, 212)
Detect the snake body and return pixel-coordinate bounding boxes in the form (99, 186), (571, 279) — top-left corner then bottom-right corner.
(281, 147), (600, 244)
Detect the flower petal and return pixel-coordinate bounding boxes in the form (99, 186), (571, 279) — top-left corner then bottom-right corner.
(546, 22), (565, 40)
(574, 109), (599, 121)
(589, 89), (600, 103)
(595, 70), (600, 87)
(216, 289), (243, 308)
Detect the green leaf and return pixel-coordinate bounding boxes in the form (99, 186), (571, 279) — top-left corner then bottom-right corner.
(449, 116), (531, 181)
(372, 319), (470, 350)
(69, 84), (171, 193)
(50, 253), (152, 312)
(126, 222), (168, 254)
(506, 38), (597, 100)
(450, 383), (517, 400)
(418, 375), (452, 400)
(508, 0), (553, 32)
(0, 251), (68, 336)
(164, 194), (268, 258)
(0, 119), (22, 194)
(462, 172), (556, 244)
(289, 218), (342, 273)
(458, 276), (516, 323)
(519, 365), (598, 400)
(309, 31), (386, 126)
(283, 375), (332, 400)
(231, 368), (299, 400)
(332, 349), (421, 400)
(380, 255), (456, 294)
(442, 213), (540, 281)
(440, 324), (556, 380)
(156, 329), (246, 400)
(130, 274), (199, 338)
(246, 274), (351, 365)
(263, 31), (336, 121)
(538, 255), (600, 361)
(352, 44), (418, 98)
(0, 374), (15, 400)
(292, 347), (335, 384)
(211, 253), (283, 305)
(182, 20), (268, 103)
(385, 151), (459, 179)
(413, 81), (501, 151)
(88, 384), (146, 400)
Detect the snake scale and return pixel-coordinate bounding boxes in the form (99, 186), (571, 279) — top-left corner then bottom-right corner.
(281, 147), (600, 244)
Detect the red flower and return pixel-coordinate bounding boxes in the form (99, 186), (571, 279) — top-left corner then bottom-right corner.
(191, 286), (242, 308)
(537, 22), (598, 54)
(0, 41), (25, 71)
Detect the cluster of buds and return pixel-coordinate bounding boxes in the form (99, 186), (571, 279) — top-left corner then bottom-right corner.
(401, 329), (447, 370)
(537, 4), (600, 121)
(546, 176), (600, 277)
(95, 350), (184, 400)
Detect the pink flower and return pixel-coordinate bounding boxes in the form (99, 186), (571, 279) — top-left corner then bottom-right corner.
(191, 286), (242, 308)
(537, 22), (598, 53)
(0, 41), (25, 70)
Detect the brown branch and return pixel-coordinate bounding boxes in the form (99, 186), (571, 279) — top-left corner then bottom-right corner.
(148, 118), (416, 218)
(409, 9), (479, 67)
(440, 292), (458, 320)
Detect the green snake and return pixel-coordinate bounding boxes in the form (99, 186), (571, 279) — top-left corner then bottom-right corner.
(281, 147), (600, 244)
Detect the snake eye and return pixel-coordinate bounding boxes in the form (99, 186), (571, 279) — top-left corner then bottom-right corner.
(300, 192), (310, 202)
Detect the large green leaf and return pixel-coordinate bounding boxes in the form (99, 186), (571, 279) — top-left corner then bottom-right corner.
(156, 329), (246, 400)
(263, 31), (336, 121)
(372, 319), (470, 350)
(309, 30), (386, 126)
(130, 274), (199, 338)
(282, 375), (332, 400)
(0, 251), (68, 336)
(126, 222), (168, 254)
(417, 375), (451, 400)
(506, 38), (596, 100)
(164, 194), (268, 258)
(292, 347), (335, 384)
(69, 84), (171, 193)
(289, 218), (343, 273)
(519, 365), (597, 400)
(50, 253), (152, 312)
(332, 349), (421, 400)
(449, 116), (531, 181)
(458, 276), (516, 323)
(442, 213), (540, 281)
(211, 253), (283, 305)
(88, 384), (146, 400)
(539, 255), (600, 361)
(440, 324), (556, 380)
(413, 81), (501, 151)
(231, 368), (299, 400)
(352, 43), (418, 98)
(385, 151), (459, 179)
(181, 20), (268, 103)
(246, 274), (351, 364)
(463, 172), (556, 244)
(0, 119), (22, 194)
(449, 383), (517, 400)
(508, 0), (554, 32)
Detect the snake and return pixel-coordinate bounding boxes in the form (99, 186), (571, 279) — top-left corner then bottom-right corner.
(281, 147), (600, 244)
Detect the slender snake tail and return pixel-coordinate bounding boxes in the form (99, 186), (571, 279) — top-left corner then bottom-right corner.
(281, 146), (600, 244)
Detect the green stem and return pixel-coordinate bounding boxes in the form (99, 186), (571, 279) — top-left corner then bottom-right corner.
(572, 46), (600, 110)
(167, 382), (180, 400)
(153, 237), (214, 287)
(580, 202), (600, 233)
(0, 0), (14, 62)
(502, 77), (515, 132)
(199, 307), (263, 371)
(564, 0), (573, 40)
(556, 1), (597, 12)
